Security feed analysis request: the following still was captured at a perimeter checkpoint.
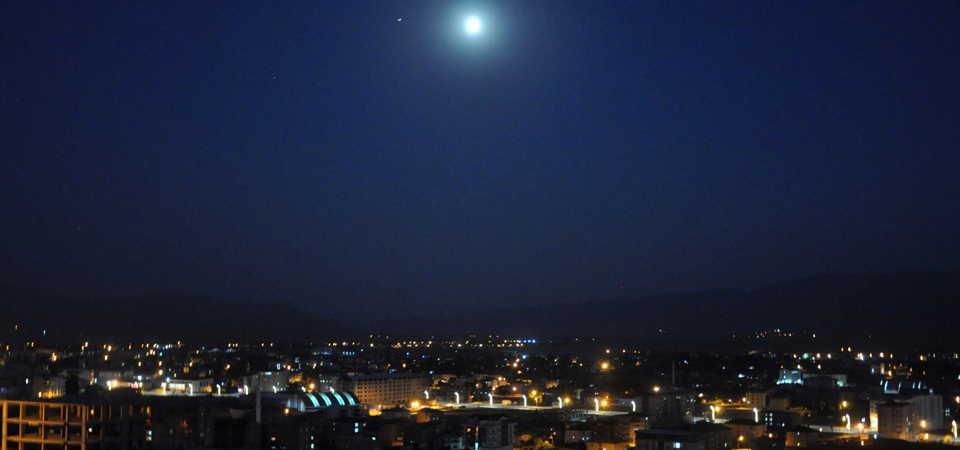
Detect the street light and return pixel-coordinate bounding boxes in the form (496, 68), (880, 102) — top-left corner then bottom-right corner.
(753, 408), (758, 423)
(710, 405), (716, 421)
(455, 392), (460, 404)
(631, 400), (636, 413)
(594, 398), (600, 413)
(845, 414), (851, 431)
(558, 397), (563, 409)
(951, 420), (956, 440)
(523, 395), (527, 407)
(425, 390), (429, 399)
(489, 393), (494, 406)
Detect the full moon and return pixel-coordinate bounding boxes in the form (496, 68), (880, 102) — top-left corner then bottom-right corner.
(465, 16), (481, 34)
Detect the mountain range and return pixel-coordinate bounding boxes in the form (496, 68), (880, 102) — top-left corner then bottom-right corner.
(2, 271), (957, 348)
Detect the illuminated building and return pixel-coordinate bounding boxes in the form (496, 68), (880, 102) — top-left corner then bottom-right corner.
(342, 373), (426, 407)
(744, 389), (771, 409)
(0, 398), (148, 450)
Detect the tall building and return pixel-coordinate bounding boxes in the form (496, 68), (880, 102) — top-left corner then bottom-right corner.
(643, 387), (695, 428)
(908, 394), (943, 430)
(877, 402), (920, 441)
(1, 398), (148, 450)
(462, 414), (516, 450)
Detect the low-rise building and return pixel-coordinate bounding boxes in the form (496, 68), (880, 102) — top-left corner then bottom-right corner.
(635, 429), (704, 450)
(724, 418), (765, 442)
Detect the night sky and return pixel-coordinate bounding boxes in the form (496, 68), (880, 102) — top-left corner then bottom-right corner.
(2, 2), (959, 320)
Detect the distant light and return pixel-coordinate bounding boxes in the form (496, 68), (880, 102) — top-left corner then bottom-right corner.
(465, 16), (481, 34)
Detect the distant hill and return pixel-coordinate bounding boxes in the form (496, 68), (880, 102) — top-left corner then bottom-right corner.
(367, 271), (960, 348)
(3, 271), (957, 348)
(0, 289), (350, 345)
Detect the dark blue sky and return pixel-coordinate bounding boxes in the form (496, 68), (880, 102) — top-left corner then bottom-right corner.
(2, 2), (959, 320)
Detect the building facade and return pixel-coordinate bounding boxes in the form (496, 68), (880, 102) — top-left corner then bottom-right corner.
(877, 402), (920, 441)
(1, 398), (148, 450)
(462, 414), (516, 450)
(342, 373), (426, 407)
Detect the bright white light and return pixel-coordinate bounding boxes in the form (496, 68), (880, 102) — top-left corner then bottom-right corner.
(465, 16), (481, 34)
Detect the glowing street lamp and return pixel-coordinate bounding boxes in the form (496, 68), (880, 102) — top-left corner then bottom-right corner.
(631, 400), (636, 412)
(489, 393), (494, 406)
(558, 397), (563, 409)
(455, 392), (460, 404)
(951, 420), (956, 440)
(424, 390), (429, 399)
(710, 405), (716, 421)
(753, 408), (759, 423)
(844, 414), (851, 431)
(594, 398), (600, 412)
(523, 395), (527, 407)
